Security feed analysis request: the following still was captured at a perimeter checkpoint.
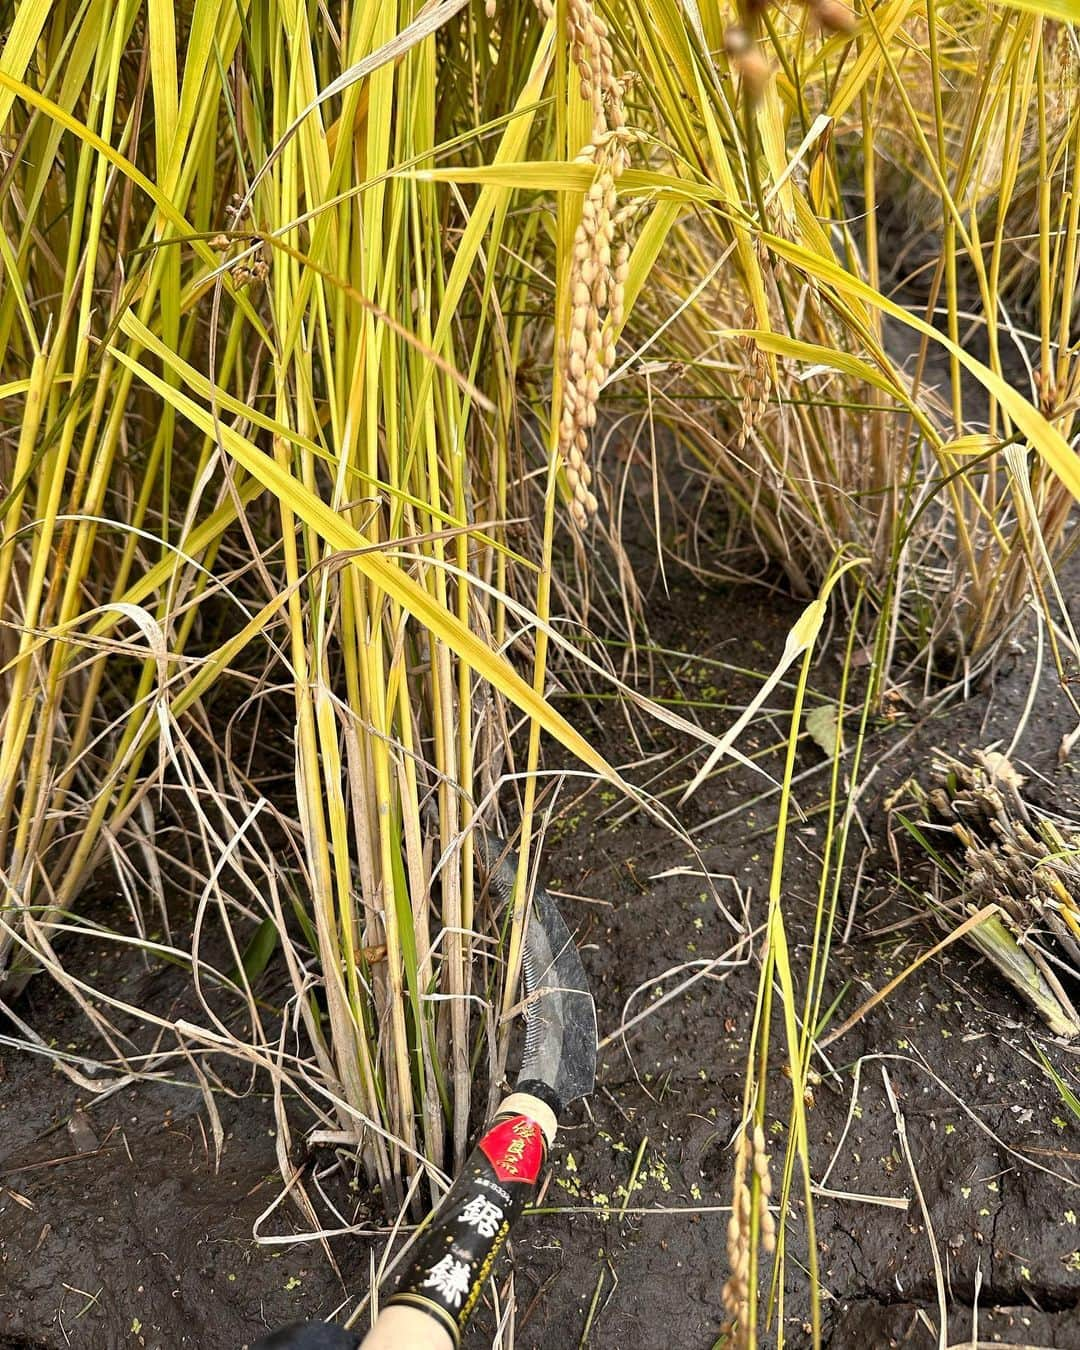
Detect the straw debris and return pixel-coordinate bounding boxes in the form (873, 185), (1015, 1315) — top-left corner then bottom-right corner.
(897, 749), (1080, 1038)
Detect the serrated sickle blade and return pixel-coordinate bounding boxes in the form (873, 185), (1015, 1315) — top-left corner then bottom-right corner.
(519, 879), (597, 1111)
(480, 832), (597, 1114)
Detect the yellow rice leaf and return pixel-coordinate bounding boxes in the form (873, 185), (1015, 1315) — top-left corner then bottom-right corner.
(423, 28), (554, 398)
(147, 0), (179, 156)
(0, 70), (199, 242)
(620, 200), (684, 328)
(162, 0), (246, 200)
(679, 558), (864, 803)
(942, 434), (999, 457)
(763, 230), (1080, 505)
(108, 345), (628, 794)
(0, 227), (37, 350)
(0, 0), (52, 126)
(415, 162), (718, 206)
(727, 330), (906, 399)
(827, 0), (915, 122)
(999, 0), (1080, 15)
(757, 82), (795, 225)
(115, 310), (524, 561)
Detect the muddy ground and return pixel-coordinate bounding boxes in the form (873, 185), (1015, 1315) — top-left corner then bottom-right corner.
(4, 558), (1080, 1349)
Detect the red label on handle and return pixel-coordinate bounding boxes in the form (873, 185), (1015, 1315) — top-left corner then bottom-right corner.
(477, 1113), (545, 1184)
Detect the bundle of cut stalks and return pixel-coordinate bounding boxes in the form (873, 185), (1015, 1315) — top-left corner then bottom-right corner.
(895, 749), (1080, 1038)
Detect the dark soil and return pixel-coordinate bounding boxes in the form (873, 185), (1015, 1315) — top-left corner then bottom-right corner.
(0, 910), (363, 1347)
(5, 568), (1080, 1350)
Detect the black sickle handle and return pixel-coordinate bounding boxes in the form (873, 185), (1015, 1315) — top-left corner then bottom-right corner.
(376, 1099), (553, 1348)
(248, 1107), (545, 1350)
(255, 1094), (557, 1350)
